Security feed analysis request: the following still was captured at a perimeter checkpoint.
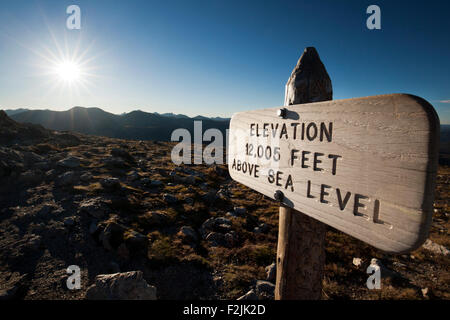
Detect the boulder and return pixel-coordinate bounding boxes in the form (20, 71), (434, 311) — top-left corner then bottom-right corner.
(85, 271), (156, 300)
(265, 263), (276, 282)
(100, 222), (126, 251)
(233, 207), (247, 216)
(422, 239), (449, 256)
(18, 170), (42, 185)
(104, 157), (128, 168)
(255, 280), (275, 300)
(0, 272), (27, 300)
(124, 230), (149, 255)
(80, 172), (93, 182)
(144, 212), (170, 227)
(127, 171), (140, 182)
(63, 217), (76, 227)
(206, 232), (227, 247)
(201, 217), (232, 238)
(100, 177), (121, 190)
(178, 226), (198, 243)
(57, 156), (80, 168)
(163, 193), (177, 204)
(111, 148), (135, 163)
(79, 198), (109, 219)
(56, 171), (77, 186)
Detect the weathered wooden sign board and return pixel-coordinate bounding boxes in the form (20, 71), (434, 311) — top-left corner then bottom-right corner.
(228, 93), (440, 253)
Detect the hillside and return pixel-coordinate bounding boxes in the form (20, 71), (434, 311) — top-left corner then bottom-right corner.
(7, 107), (230, 142)
(0, 111), (448, 300)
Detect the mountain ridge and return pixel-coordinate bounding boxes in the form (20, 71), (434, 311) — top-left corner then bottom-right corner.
(6, 107), (230, 142)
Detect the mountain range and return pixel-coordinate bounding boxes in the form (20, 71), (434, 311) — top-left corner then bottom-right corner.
(4, 107), (230, 142)
(3, 107), (450, 158)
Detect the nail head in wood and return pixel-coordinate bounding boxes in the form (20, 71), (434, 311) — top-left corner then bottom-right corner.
(277, 108), (287, 119)
(274, 190), (284, 202)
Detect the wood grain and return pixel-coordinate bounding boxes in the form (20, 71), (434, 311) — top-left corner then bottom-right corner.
(228, 93), (440, 253)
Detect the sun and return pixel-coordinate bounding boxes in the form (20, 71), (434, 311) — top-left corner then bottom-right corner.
(26, 30), (102, 96)
(54, 60), (82, 82)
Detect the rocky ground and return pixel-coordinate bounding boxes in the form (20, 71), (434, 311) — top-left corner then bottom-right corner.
(0, 110), (448, 300)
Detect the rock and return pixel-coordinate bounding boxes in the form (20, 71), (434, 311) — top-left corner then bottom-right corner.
(100, 222), (126, 251)
(85, 271), (156, 300)
(150, 180), (163, 187)
(163, 193), (177, 204)
(226, 211), (238, 218)
(63, 217), (76, 227)
(80, 172), (93, 182)
(145, 212), (170, 226)
(233, 207), (247, 216)
(45, 169), (56, 179)
(137, 159), (146, 168)
(258, 223), (269, 233)
(237, 289), (258, 300)
(224, 231), (238, 247)
(353, 258), (362, 267)
(265, 263), (276, 282)
(18, 170), (42, 185)
(201, 217), (217, 232)
(100, 177), (121, 190)
(216, 189), (230, 199)
(89, 221), (99, 235)
(392, 261), (406, 268)
(422, 239), (449, 256)
(206, 232), (227, 247)
(124, 230), (148, 255)
(57, 156), (80, 168)
(127, 171), (140, 182)
(26, 234), (42, 251)
(37, 204), (56, 216)
(255, 280), (275, 300)
(178, 226), (198, 243)
(34, 161), (50, 171)
(421, 287), (429, 298)
(201, 217), (232, 238)
(56, 171), (77, 186)
(0, 272), (27, 300)
(104, 157), (128, 168)
(79, 198), (109, 219)
(111, 148), (135, 163)
(174, 174), (196, 185)
(117, 243), (130, 260)
(202, 190), (217, 204)
(215, 217), (232, 226)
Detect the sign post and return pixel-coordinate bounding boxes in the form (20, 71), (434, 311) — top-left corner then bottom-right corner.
(276, 47), (332, 300)
(227, 47), (440, 299)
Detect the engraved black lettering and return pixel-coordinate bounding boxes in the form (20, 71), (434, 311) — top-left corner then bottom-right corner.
(320, 122), (333, 142)
(336, 188), (351, 210)
(306, 123), (318, 141)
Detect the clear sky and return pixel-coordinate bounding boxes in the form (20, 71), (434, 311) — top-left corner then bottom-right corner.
(0, 0), (449, 122)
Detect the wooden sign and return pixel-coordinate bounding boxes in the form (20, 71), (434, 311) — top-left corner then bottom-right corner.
(228, 93), (440, 253)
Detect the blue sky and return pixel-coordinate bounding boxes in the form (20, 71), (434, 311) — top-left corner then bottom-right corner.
(0, 0), (449, 122)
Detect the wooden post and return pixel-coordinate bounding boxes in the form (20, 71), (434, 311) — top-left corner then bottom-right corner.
(275, 47), (333, 300)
